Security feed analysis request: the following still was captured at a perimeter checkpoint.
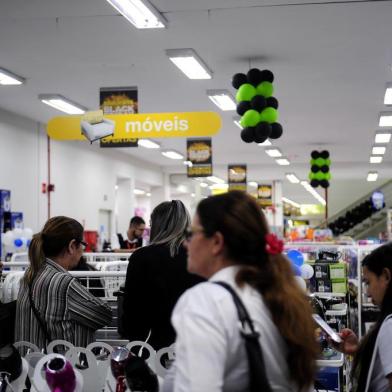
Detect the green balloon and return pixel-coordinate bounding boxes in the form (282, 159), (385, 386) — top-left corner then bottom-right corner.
(325, 172), (331, 180)
(309, 172), (316, 181)
(315, 157), (325, 167)
(240, 109), (260, 127)
(256, 81), (274, 98)
(310, 159), (316, 165)
(325, 158), (331, 166)
(259, 107), (278, 124)
(315, 171), (325, 181)
(236, 83), (256, 102)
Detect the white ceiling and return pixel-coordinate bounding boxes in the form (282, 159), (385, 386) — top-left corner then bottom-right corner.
(1, 0), (392, 205)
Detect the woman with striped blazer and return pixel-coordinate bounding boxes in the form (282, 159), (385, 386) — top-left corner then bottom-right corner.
(15, 216), (112, 349)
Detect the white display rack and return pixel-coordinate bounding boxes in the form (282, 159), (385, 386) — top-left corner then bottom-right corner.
(9, 252), (133, 263)
(325, 303), (348, 316)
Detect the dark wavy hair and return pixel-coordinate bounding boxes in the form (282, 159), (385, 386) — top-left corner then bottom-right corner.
(351, 243), (392, 391)
(196, 191), (319, 390)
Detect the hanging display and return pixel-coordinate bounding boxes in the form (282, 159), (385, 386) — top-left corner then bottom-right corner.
(228, 165), (247, 191)
(308, 150), (331, 188)
(186, 139), (213, 177)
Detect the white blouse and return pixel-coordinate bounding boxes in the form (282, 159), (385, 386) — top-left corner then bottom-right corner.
(162, 266), (298, 392)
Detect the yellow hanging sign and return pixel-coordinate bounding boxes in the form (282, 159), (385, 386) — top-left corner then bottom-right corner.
(47, 111), (222, 140)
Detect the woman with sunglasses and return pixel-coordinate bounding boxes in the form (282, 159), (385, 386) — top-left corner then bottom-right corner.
(15, 216), (112, 349)
(163, 191), (318, 392)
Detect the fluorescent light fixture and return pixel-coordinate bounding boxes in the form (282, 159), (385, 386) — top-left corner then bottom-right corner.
(233, 117), (242, 129)
(191, 193), (195, 197)
(276, 158), (290, 166)
(375, 132), (391, 144)
(134, 188), (145, 195)
(379, 112), (392, 127)
(248, 181), (258, 187)
(282, 197), (300, 208)
(206, 89), (236, 111)
(200, 182), (208, 188)
(367, 172), (378, 182)
(286, 173), (300, 184)
(0, 67), (25, 85)
(137, 139), (160, 149)
(207, 176), (225, 184)
(146, 192), (151, 197)
(384, 83), (392, 105)
(209, 183), (228, 190)
(166, 49), (212, 79)
(39, 94), (86, 115)
(258, 139), (272, 146)
(161, 150), (184, 160)
(372, 146), (386, 155)
(105, 0), (167, 29)
(265, 148), (282, 158)
(300, 181), (326, 205)
(183, 160), (193, 167)
(370, 156), (383, 164)
(115, 185), (119, 190)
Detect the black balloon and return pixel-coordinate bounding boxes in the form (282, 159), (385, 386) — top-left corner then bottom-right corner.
(254, 122), (271, 143)
(320, 180), (329, 188)
(247, 68), (262, 86)
(236, 101), (251, 116)
(310, 179), (319, 188)
(311, 150), (319, 159)
(269, 123), (283, 139)
(321, 165), (329, 173)
(241, 127), (255, 143)
(266, 97), (279, 109)
(250, 95), (266, 111)
(232, 73), (248, 89)
(320, 150), (330, 159)
(311, 165), (319, 173)
(259, 69), (274, 83)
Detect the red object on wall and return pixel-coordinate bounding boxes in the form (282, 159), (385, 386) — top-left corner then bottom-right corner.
(83, 231), (98, 253)
(42, 183), (47, 194)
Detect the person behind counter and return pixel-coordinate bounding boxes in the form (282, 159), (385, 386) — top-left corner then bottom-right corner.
(121, 200), (204, 350)
(115, 216), (146, 252)
(15, 216), (112, 349)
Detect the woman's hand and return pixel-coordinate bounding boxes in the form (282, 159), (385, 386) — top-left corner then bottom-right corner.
(329, 328), (359, 354)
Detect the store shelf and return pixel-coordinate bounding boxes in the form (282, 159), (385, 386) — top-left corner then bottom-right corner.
(313, 292), (347, 298)
(325, 303), (348, 316)
(316, 352), (344, 368)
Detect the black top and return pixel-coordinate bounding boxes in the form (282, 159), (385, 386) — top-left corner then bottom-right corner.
(122, 244), (205, 350)
(118, 233), (143, 250)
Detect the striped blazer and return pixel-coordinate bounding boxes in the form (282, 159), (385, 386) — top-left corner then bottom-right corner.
(15, 258), (112, 349)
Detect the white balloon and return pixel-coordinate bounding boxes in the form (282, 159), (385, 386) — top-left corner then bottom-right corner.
(301, 264), (314, 280)
(13, 228), (23, 237)
(295, 276), (307, 292)
(23, 228), (33, 240)
(2, 230), (14, 246)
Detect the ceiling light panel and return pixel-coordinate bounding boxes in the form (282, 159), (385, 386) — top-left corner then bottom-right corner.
(248, 181), (258, 187)
(39, 94), (86, 114)
(206, 90), (236, 111)
(276, 158), (290, 166)
(161, 150), (184, 160)
(137, 139), (160, 149)
(258, 140), (272, 146)
(134, 188), (146, 195)
(384, 83), (392, 105)
(105, 0), (167, 29)
(0, 67), (25, 85)
(286, 173), (300, 183)
(375, 132), (391, 144)
(367, 172), (378, 182)
(379, 112), (392, 127)
(372, 146), (386, 155)
(300, 181), (326, 205)
(207, 176), (225, 184)
(265, 148), (282, 158)
(166, 49), (212, 79)
(370, 156), (383, 164)
(282, 197), (300, 208)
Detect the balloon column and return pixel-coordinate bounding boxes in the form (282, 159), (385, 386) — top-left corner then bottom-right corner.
(1, 228), (33, 254)
(232, 68), (283, 144)
(285, 249), (314, 291)
(308, 150), (331, 188)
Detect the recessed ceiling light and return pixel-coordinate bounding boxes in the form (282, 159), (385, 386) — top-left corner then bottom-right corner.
(300, 181), (326, 205)
(39, 94), (86, 114)
(0, 67), (25, 85)
(206, 90), (236, 111)
(137, 139), (160, 149)
(166, 49), (212, 79)
(258, 140), (272, 146)
(146, 192), (151, 197)
(161, 150), (184, 160)
(265, 148), (282, 158)
(384, 83), (392, 105)
(379, 112), (392, 127)
(191, 193), (195, 197)
(367, 172), (378, 182)
(105, 0), (167, 29)
(372, 146), (386, 155)
(134, 188), (146, 195)
(276, 158), (290, 166)
(286, 173), (300, 183)
(374, 132), (391, 144)
(248, 181), (258, 187)
(200, 182), (208, 188)
(370, 156), (383, 164)
(282, 197), (300, 208)
(207, 176), (225, 184)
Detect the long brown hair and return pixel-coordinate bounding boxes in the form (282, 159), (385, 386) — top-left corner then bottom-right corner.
(25, 216), (83, 284)
(196, 191), (319, 390)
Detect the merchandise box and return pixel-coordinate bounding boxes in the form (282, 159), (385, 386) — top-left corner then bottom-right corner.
(0, 190), (11, 212)
(316, 278), (332, 293)
(329, 263), (346, 279)
(332, 279), (347, 294)
(316, 366), (339, 391)
(11, 212), (23, 229)
(314, 263), (329, 279)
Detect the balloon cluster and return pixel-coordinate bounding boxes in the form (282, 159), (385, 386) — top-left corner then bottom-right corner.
(232, 68), (283, 144)
(308, 150), (331, 188)
(286, 249), (314, 291)
(328, 198), (384, 235)
(1, 228), (33, 253)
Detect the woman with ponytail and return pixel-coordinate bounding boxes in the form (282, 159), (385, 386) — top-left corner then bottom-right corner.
(163, 191), (318, 392)
(333, 243), (392, 392)
(15, 216), (112, 349)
